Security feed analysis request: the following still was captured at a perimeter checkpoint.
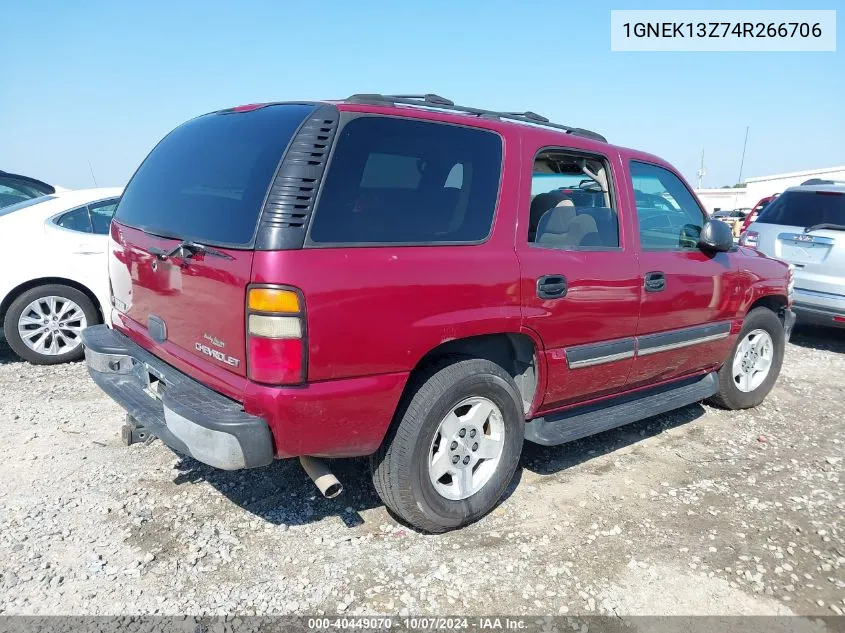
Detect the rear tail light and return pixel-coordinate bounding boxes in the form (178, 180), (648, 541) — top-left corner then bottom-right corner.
(248, 315), (302, 338)
(738, 230), (759, 248)
(247, 288), (301, 313)
(834, 316), (845, 323)
(786, 264), (795, 305)
(246, 286), (306, 385)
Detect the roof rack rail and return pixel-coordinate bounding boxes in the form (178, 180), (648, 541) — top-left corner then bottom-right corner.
(344, 93), (607, 143)
(348, 93), (455, 107)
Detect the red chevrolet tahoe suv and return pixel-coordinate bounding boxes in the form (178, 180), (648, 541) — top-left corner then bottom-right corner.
(81, 94), (795, 533)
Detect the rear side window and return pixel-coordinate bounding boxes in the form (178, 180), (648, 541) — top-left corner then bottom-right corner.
(757, 190), (845, 228)
(528, 150), (618, 249)
(56, 207), (94, 233)
(309, 116), (502, 245)
(115, 104), (316, 247)
(89, 198), (120, 234)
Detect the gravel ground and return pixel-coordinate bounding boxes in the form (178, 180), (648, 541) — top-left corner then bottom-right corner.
(0, 326), (843, 619)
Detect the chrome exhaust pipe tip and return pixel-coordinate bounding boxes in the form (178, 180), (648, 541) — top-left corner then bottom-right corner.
(299, 456), (343, 499)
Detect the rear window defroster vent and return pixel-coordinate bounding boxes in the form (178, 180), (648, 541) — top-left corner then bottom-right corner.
(256, 105), (339, 250)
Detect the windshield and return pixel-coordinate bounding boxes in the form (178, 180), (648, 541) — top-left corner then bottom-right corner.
(0, 194), (55, 218)
(756, 190), (845, 228)
(115, 104), (316, 247)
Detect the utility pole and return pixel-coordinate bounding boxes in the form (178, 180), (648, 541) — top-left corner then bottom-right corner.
(737, 126), (749, 185)
(697, 149), (706, 189)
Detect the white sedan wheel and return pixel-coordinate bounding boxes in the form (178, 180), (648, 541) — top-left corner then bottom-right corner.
(17, 295), (88, 357)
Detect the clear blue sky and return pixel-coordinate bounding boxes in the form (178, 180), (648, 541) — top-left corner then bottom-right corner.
(1, 0), (842, 190)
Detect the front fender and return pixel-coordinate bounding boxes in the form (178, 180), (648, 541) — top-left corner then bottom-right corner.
(735, 247), (790, 316)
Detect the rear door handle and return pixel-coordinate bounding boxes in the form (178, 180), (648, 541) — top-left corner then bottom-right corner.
(537, 275), (568, 299)
(644, 271), (666, 292)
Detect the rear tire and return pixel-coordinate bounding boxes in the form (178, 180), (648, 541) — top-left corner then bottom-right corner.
(708, 307), (785, 410)
(3, 284), (99, 365)
(371, 358), (524, 533)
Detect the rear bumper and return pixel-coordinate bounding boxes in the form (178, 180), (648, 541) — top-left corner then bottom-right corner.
(81, 325), (274, 470)
(793, 288), (845, 328)
(793, 303), (845, 329)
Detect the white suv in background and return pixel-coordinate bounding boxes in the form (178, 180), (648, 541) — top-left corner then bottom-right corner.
(740, 184), (845, 329)
(0, 188), (123, 363)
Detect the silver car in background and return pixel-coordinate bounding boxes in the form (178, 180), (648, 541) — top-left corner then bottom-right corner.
(739, 184), (845, 329)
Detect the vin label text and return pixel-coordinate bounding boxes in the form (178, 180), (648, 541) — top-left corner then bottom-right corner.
(611, 10), (836, 51)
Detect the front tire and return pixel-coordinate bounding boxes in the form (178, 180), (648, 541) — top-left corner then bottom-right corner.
(708, 307), (785, 410)
(371, 358), (524, 533)
(3, 284), (99, 365)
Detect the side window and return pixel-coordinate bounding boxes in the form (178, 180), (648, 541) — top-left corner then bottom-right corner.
(55, 207), (94, 233)
(0, 181), (37, 209)
(89, 198), (119, 235)
(309, 116), (502, 245)
(630, 161), (705, 250)
(528, 150), (618, 249)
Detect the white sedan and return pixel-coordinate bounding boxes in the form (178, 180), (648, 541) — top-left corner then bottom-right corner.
(0, 187), (123, 364)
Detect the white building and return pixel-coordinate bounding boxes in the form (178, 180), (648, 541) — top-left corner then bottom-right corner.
(693, 187), (748, 214)
(695, 165), (845, 214)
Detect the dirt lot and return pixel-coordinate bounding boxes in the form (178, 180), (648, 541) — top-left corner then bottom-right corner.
(0, 326), (843, 620)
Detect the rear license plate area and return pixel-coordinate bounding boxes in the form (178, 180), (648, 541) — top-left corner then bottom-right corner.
(778, 232), (834, 265)
(132, 361), (168, 401)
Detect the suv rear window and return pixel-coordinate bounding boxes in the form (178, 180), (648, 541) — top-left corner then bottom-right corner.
(757, 189), (845, 228)
(115, 104), (316, 247)
(309, 116), (502, 245)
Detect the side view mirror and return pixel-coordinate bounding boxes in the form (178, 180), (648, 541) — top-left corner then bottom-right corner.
(698, 219), (734, 253)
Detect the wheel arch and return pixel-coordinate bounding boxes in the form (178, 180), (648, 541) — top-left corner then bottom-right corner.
(746, 293), (789, 323)
(0, 277), (104, 325)
(409, 332), (540, 416)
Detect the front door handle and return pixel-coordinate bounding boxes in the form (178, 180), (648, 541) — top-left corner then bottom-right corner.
(537, 274), (568, 299)
(644, 271), (666, 292)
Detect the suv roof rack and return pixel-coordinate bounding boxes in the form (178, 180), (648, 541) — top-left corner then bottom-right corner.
(345, 93), (607, 143)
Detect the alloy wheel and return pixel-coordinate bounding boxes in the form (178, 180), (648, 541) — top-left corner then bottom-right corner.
(427, 396), (505, 501)
(732, 328), (774, 393)
(17, 296), (88, 357)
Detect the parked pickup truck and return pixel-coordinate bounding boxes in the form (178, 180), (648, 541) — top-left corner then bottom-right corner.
(81, 94), (795, 533)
